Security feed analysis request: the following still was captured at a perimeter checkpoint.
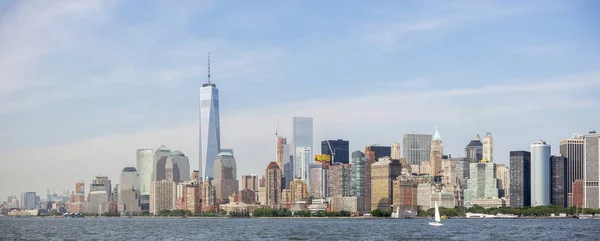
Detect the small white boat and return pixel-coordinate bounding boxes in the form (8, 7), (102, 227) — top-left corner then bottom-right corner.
(391, 207), (400, 219)
(428, 202), (444, 226)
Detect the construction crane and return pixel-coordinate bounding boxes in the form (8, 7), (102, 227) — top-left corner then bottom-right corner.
(326, 140), (335, 164)
(275, 122), (280, 138)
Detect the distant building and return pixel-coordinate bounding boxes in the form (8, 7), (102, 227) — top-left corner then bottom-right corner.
(293, 117), (313, 175)
(229, 189), (256, 204)
(550, 155), (568, 207)
(265, 162), (283, 205)
(199, 71), (221, 180)
(202, 182), (217, 211)
(495, 164), (510, 198)
(290, 178), (308, 202)
(391, 143), (401, 160)
(392, 176), (418, 213)
(309, 163), (326, 198)
(559, 137), (584, 195)
(87, 191), (109, 214)
(350, 151), (366, 210)
(430, 127), (443, 176)
(583, 132), (600, 208)
(213, 152), (239, 201)
(20, 192), (36, 209)
(370, 158), (402, 211)
(166, 150), (190, 182)
(241, 175), (259, 192)
(321, 139), (350, 164)
(402, 133), (432, 165)
(118, 167), (141, 214)
(483, 132), (494, 162)
(136, 149), (153, 210)
(363, 145), (391, 212)
(329, 163), (351, 197)
(572, 180), (584, 208)
(191, 170), (201, 182)
(68, 182), (85, 213)
(452, 157), (469, 189)
(276, 137), (290, 187)
(464, 161), (500, 207)
(509, 151), (531, 207)
(282, 189), (291, 204)
(329, 197), (360, 213)
(531, 140), (551, 206)
(465, 134), (483, 163)
(150, 180), (176, 214)
(295, 147), (312, 183)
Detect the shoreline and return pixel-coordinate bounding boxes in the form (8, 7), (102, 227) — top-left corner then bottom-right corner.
(2, 215), (579, 219)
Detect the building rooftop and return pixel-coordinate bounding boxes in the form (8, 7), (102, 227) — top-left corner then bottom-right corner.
(171, 150), (185, 156)
(432, 126), (442, 141)
(216, 152), (233, 157)
(466, 140), (483, 147)
(156, 145), (170, 152)
(122, 167), (137, 172)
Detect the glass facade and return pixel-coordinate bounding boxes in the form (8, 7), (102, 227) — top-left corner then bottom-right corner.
(321, 139), (349, 164)
(402, 134), (432, 165)
(509, 151), (531, 207)
(350, 151), (365, 198)
(200, 84), (221, 180)
(292, 117), (313, 167)
(531, 141), (551, 206)
(136, 149), (153, 195)
(550, 155), (567, 207)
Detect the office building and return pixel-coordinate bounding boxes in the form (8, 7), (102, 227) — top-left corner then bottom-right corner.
(391, 143), (401, 160)
(465, 134), (483, 163)
(284, 143), (294, 190)
(290, 178), (308, 202)
(191, 170), (200, 182)
(293, 117), (313, 171)
(430, 127), (443, 176)
(153, 145), (172, 182)
(276, 137), (290, 185)
(69, 182), (85, 213)
(483, 132), (494, 162)
(265, 162), (283, 205)
(241, 175), (258, 191)
(550, 155), (567, 207)
(118, 167), (141, 214)
(572, 180), (584, 208)
(531, 140), (551, 206)
(464, 160), (500, 207)
(495, 164), (510, 198)
(329, 163), (352, 197)
(321, 139), (350, 164)
(166, 150), (190, 182)
(370, 158), (402, 211)
(583, 132), (600, 208)
(295, 147), (311, 182)
(213, 152), (239, 200)
(309, 162), (326, 198)
(202, 182), (217, 211)
(510, 151), (531, 207)
(136, 149), (153, 210)
(20, 192), (36, 209)
(392, 176), (418, 213)
(87, 191), (109, 214)
(150, 180), (176, 214)
(560, 136), (584, 195)
(453, 157), (469, 188)
(200, 56), (221, 180)
(402, 133), (432, 165)
(350, 151), (366, 200)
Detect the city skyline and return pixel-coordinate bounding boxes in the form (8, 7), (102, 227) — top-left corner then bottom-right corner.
(1, 0), (600, 199)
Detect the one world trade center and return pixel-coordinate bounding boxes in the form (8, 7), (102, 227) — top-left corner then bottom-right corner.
(200, 53), (221, 181)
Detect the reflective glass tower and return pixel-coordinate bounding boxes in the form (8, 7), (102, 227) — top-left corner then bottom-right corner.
(200, 53), (221, 180)
(531, 140), (551, 206)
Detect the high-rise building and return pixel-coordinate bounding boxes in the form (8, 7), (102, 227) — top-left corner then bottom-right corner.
(403, 133), (432, 166)
(309, 162), (326, 198)
(191, 170), (201, 182)
(495, 164), (510, 199)
(572, 180), (584, 208)
(200, 54), (221, 180)
(295, 147), (311, 182)
(166, 151), (190, 182)
(452, 157), (469, 189)
(321, 139), (350, 164)
(550, 155), (567, 207)
(509, 151), (531, 207)
(88, 176), (112, 214)
(370, 158), (402, 211)
(150, 180), (176, 214)
(483, 132), (494, 162)
(284, 143), (294, 190)
(560, 136), (584, 195)
(265, 162), (283, 205)
(391, 143), (401, 160)
(241, 175), (258, 191)
(465, 134), (483, 163)
(464, 161), (500, 207)
(290, 178), (307, 202)
(350, 151), (366, 201)
(293, 117), (313, 171)
(118, 167), (141, 214)
(531, 140), (551, 206)
(392, 176), (418, 213)
(213, 152), (239, 200)
(69, 182), (85, 213)
(329, 163), (352, 197)
(20, 192), (36, 209)
(430, 127), (443, 176)
(583, 132), (600, 208)
(202, 182), (217, 211)
(276, 137), (289, 185)
(153, 145), (172, 182)
(136, 149), (153, 210)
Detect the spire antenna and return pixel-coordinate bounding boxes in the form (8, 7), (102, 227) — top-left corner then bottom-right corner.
(207, 52), (211, 84)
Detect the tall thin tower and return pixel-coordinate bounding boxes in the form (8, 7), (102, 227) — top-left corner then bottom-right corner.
(200, 52), (221, 180)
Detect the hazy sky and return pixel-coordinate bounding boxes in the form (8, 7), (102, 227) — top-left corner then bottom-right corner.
(1, 0), (599, 200)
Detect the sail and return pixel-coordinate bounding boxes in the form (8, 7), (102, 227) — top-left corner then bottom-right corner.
(434, 202), (441, 222)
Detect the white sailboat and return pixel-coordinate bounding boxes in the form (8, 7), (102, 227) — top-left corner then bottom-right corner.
(429, 202), (444, 226)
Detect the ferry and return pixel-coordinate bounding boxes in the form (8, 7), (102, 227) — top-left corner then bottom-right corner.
(495, 213), (518, 219)
(465, 213), (495, 218)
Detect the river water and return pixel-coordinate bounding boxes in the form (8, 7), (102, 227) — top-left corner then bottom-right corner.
(1, 217), (598, 240)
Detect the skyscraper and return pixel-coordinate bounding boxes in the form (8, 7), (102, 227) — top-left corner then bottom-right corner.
(430, 127), (443, 176)
(370, 158), (402, 211)
(350, 151), (366, 201)
(20, 192), (36, 209)
(329, 163), (352, 197)
(559, 136), (583, 195)
(69, 181), (85, 213)
(150, 180), (176, 214)
(213, 152), (239, 200)
(464, 161), (500, 207)
(265, 162), (283, 205)
(495, 164), (510, 198)
(290, 178), (308, 202)
(391, 143), (401, 160)
(583, 132), (600, 208)
(136, 148), (153, 210)
(153, 145), (172, 182)
(531, 140), (551, 206)
(276, 137), (289, 180)
(321, 139), (350, 164)
(168, 151), (190, 181)
(295, 147), (311, 182)
(509, 151), (531, 207)
(292, 117), (313, 167)
(465, 134), (483, 163)
(200, 54), (221, 180)
(241, 175), (258, 191)
(118, 167), (141, 214)
(550, 155), (567, 207)
(483, 132), (494, 162)
(402, 133), (432, 165)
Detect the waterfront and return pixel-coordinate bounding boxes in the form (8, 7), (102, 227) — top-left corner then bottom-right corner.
(1, 217), (598, 240)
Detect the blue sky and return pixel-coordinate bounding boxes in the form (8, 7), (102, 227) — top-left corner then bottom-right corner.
(1, 0), (599, 199)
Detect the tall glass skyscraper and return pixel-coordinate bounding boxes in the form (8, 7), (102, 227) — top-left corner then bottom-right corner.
(136, 149), (153, 210)
(402, 133), (432, 165)
(293, 117), (313, 165)
(531, 140), (551, 206)
(200, 54), (221, 180)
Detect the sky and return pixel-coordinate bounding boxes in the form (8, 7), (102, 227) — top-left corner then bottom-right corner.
(1, 0), (599, 200)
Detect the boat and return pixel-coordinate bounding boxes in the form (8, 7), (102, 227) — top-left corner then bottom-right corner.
(495, 213), (518, 219)
(466, 213), (495, 218)
(428, 202), (443, 226)
(391, 207), (400, 219)
(575, 214), (593, 219)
